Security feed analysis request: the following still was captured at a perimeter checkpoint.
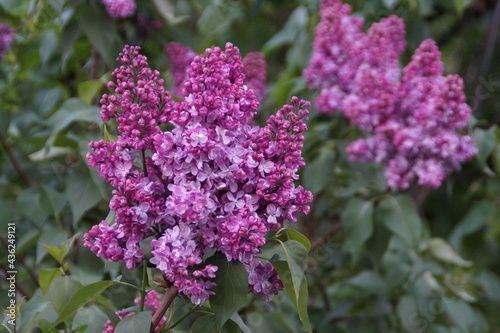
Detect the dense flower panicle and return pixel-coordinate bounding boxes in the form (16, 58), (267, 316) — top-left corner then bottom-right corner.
(103, 290), (165, 332)
(165, 42), (267, 101)
(0, 23), (15, 60)
(305, 0), (476, 189)
(85, 43), (312, 304)
(102, 0), (136, 18)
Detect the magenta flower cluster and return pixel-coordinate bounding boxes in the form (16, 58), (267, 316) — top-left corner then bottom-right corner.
(0, 23), (15, 60)
(84, 43), (312, 305)
(103, 290), (165, 332)
(304, 0), (476, 189)
(165, 42), (267, 102)
(102, 0), (136, 19)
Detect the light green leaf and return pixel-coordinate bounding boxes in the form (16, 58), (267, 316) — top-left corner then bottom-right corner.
(103, 124), (117, 143)
(78, 80), (106, 106)
(263, 6), (308, 52)
(39, 268), (64, 294)
(376, 194), (422, 248)
(342, 198), (374, 263)
(48, 276), (83, 315)
(346, 270), (386, 294)
(41, 234), (78, 265)
(303, 144), (335, 194)
(152, 0), (188, 25)
(206, 252), (248, 328)
(427, 238), (472, 267)
(115, 311), (152, 333)
(39, 29), (57, 66)
(279, 228), (311, 252)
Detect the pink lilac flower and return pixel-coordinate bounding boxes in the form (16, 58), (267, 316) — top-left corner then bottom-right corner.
(165, 42), (267, 101)
(85, 43), (312, 304)
(304, 0), (476, 189)
(0, 23), (15, 60)
(102, 0), (136, 19)
(103, 290), (165, 332)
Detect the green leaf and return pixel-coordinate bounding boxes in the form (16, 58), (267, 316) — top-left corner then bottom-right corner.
(19, 296), (50, 333)
(272, 262), (312, 333)
(66, 172), (103, 224)
(449, 200), (494, 250)
(115, 311), (152, 333)
(376, 194), (422, 248)
(229, 312), (252, 333)
(41, 234), (77, 265)
(427, 238), (472, 267)
(341, 198), (374, 263)
(78, 3), (122, 66)
(279, 228), (311, 252)
(47, 98), (101, 132)
(191, 314), (219, 333)
(51, 281), (134, 328)
(39, 29), (57, 66)
(271, 240), (308, 300)
(473, 126), (497, 172)
(263, 6), (308, 52)
(39, 268), (64, 294)
(103, 124), (117, 143)
(303, 144), (335, 193)
(206, 252), (248, 328)
(78, 80), (106, 106)
(48, 276), (83, 314)
(346, 270), (386, 294)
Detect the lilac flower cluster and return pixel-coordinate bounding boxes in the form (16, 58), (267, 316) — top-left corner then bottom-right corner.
(304, 0), (476, 189)
(165, 42), (267, 101)
(85, 43), (312, 305)
(0, 23), (15, 60)
(103, 290), (165, 332)
(102, 0), (136, 19)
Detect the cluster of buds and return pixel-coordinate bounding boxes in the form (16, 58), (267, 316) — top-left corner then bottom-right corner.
(0, 23), (15, 60)
(102, 0), (136, 19)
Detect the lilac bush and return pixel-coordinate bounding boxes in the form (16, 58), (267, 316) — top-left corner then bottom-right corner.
(304, 0), (476, 189)
(84, 43), (312, 305)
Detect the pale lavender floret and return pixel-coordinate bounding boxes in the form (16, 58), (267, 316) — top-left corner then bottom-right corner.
(306, 0), (476, 189)
(0, 23), (15, 60)
(102, 0), (136, 18)
(85, 43), (312, 304)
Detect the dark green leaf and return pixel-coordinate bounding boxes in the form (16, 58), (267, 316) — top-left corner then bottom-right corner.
(66, 172), (103, 224)
(47, 98), (101, 132)
(342, 198), (374, 263)
(19, 296), (50, 333)
(206, 252), (248, 328)
(51, 281), (134, 328)
(115, 311), (152, 333)
(78, 80), (106, 106)
(376, 194), (422, 248)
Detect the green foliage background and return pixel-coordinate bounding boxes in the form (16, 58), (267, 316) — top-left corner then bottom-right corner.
(1, 0), (500, 332)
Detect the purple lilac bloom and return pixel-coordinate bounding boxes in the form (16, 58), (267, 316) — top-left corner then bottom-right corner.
(102, 0), (136, 19)
(103, 290), (165, 332)
(85, 43), (312, 304)
(304, 0), (476, 190)
(0, 23), (15, 60)
(165, 42), (267, 101)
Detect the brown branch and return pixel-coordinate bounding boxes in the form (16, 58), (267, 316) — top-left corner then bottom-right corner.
(310, 223), (342, 253)
(151, 283), (179, 333)
(0, 132), (32, 187)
